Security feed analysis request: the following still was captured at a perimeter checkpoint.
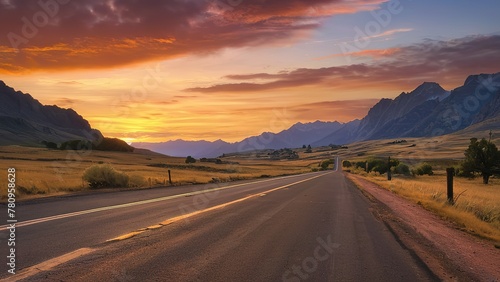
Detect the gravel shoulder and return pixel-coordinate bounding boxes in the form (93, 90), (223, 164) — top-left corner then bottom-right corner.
(347, 173), (500, 282)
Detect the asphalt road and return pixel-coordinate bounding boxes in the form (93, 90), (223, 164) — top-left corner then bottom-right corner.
(1, 171), (436, 281)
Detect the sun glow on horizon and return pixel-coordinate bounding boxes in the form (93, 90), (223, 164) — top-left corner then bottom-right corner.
(1, 1), (499, 142)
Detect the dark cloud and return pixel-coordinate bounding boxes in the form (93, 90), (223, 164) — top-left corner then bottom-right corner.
(0, 0), (386, 73)
(186, 35), (500, 93)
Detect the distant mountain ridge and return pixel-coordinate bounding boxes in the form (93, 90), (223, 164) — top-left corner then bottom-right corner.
(134, 73), (500, 158)
(1, 73), (499, 158)
(132, 121), (344, 158)
(0, 81), (102, 146)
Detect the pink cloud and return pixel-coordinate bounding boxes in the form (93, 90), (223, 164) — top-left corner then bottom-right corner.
(186, 35), (500, 93)
(0, 0), (388, 73)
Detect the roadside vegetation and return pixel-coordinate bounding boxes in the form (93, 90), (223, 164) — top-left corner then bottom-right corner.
(350, 173), (500, 242)
(82, 164), (148, 189)
(311, 159), (335, 172)
(0, 146), (315, 200)
(43, 137), (134, 152)
(4, 131), (500, 243)
(343, 137), (500, 242)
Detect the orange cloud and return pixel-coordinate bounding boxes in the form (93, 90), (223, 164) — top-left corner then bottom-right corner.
(0, 0), (388, 73)
(315, 47), (401, 60)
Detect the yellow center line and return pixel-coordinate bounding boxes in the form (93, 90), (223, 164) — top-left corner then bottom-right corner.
(106, 172), (332, 242)
(0, 173), (321, 230)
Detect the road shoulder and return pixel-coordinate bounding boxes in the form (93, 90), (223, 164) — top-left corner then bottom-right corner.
(346, 173), (500, 281)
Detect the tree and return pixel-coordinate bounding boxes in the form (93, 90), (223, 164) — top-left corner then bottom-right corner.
(60, 140), (92, 150)
(41, 140), (58, 149)
(342, 160), (352, 168)
(462, 137), (500, 184)
(185, 156), (196, 164)
(305, 145), (312, 153)
(93, 137), (134, 152)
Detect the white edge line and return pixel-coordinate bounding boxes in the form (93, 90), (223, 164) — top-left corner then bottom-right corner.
(1, 172), (332, 281)
(107, 171), (332, 242)
(0, 248), (94, 281)
(0, 172), (327, 230)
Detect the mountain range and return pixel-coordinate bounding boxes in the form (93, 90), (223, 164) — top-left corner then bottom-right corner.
(133, 121), (346, 158)
(134, 73), (500, 158)
(1, 73), (499, 158)
(0, 81), (102, 147)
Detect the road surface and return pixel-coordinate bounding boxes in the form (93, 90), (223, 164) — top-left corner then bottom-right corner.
(1, 171), (436, 281)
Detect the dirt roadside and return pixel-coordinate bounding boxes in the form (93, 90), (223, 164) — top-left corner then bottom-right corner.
(347, 173), (500, 282)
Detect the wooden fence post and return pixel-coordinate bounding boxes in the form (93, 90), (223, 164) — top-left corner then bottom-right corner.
(387, 156), (392, 181)
(446, 167), (454, 204)
(168, 169), (172, 185)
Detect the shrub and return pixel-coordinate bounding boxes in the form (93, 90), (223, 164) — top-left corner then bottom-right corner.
(393, 163), (411, 176)
(60, 140), (93, 150)
(342, 160), (352, 168)
(355, 161), (367, 170)
(41, 140), (58, 149)
(367, 158), (388, 174)
(185, 156), (196, 164)
(414, 163), (433, 176)
(18, 185), (46, 195)
(128, 174), (147, 188)
(358, 158), (400, 174)
(82, 165), (129, 189)
(319, 159), (334, 170)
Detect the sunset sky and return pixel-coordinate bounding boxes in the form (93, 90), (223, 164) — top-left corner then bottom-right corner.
(1, 0), (499, 143)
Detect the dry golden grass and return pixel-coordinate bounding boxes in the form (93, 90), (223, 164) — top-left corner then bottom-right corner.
(340, 128), (500, 242)
(326, 125), (500, 163)
(0, 146), (315, 200)
(351, 170), (500, 242)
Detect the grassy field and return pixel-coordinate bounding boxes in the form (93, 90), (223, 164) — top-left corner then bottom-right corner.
(2, 126), (498, 243)
(333, 126), (500, 242)
(0, 146), (318, 200)
(347, 168), (500, 242)
(305, 124), (500, 164)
